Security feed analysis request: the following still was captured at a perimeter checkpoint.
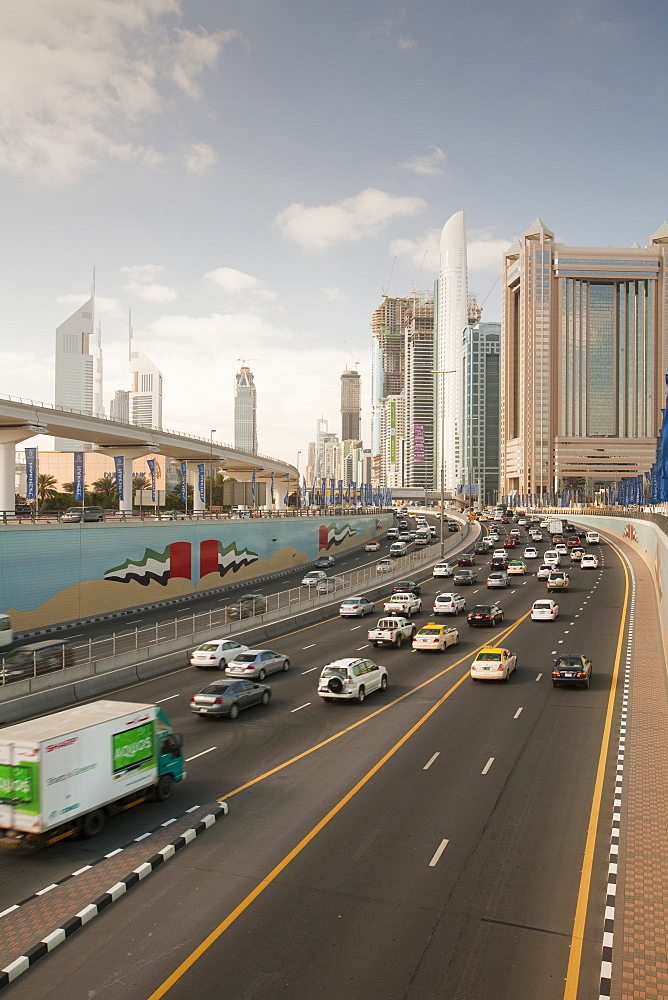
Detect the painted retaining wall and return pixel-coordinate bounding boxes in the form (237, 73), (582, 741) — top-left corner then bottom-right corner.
(0, 514), (391, 631)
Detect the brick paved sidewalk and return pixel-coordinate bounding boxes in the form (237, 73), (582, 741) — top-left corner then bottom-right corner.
(611, 541), (668, 1000)
(0, 801), (226, 987)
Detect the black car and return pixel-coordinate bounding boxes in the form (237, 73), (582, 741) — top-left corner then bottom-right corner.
(453, 568), (477, 585)
(473, 542), (488, 555)
(14, 504), (33, 517)
(448, 522), (459, 532)
(489, 556), (508, 569)
(467, 604), (504, 627)
(391, 580), (421, 596)
(226, 594), (268, 620)
(457, 553), (475, 566)
(551, 654), (592, 688)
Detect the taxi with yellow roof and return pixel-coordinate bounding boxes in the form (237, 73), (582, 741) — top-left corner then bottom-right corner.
(412, 622), (460, 652)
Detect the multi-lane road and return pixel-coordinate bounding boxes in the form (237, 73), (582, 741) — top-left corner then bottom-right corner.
(1, 515), (627, 1000)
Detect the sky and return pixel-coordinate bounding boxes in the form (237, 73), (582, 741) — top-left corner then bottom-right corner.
(1, 0), (667, 468)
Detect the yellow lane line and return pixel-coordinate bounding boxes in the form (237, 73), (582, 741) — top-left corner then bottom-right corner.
(563, 542), (629, 999)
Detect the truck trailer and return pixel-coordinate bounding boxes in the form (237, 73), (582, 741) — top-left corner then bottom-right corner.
(0, 700), (185, 847)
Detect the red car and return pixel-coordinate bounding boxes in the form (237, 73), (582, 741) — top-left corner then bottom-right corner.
(503, 538), (516, 548)
(566, 535), (580, 547)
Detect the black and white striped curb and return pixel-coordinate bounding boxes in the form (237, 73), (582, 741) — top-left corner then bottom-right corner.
(598, 575), (633, 1000)
(0, 801), (227, 991)
(0, 803), (211, 918)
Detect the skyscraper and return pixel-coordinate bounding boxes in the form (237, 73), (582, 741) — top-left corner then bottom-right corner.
(341, 369), (361, 441)
(435, 210), (468, 492)
(404, 293), (435, 489)
(501, 219), (668, 497)
(129, 312), (163, 429)
(234, 365), (258, 454)
(370, 296), (411, 476)
(461, 321), (500, 504)
(54, 296), (95, 451)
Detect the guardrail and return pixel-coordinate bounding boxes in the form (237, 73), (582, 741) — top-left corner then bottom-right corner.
(0, 506), (389, 525)
(0, 533), (474, 696)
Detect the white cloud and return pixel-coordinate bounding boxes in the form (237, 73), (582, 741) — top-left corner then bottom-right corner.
(389, 227), (511, 278)
(363, 17), (417, 50)
(0, 0), (237, 182)
(56, 293), (125, 319)
(468, 229), (512, 272)
(204, 267), (277, 302)
(121, 264), (178, 303)
(402, 145), (446, 176)
(320, 287), (347, 303)
(184, 142), (218, 175)
(275, 188), (426, 252)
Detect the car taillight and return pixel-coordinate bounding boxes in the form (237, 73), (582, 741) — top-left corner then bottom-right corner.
(551, 670), (560, 677)
(246, 666), (254, 671)
(497, 664), (505, 671)
(190, 696), (195, 702)
(214, 696), (223, 704)
(209, 655), (216, 660)
(576, 671), (586, 678)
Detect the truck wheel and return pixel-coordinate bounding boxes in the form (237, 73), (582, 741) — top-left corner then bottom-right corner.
(156, 773), (175, 801)
(81, 809), (105, 839)
(395, 636), (402, 648)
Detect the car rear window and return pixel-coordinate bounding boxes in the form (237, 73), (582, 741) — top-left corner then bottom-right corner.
(232, 653), (256, 662)
(198, 643), (220, 652)
(476, 652), (501, 661)
(321, 666), (349, 678)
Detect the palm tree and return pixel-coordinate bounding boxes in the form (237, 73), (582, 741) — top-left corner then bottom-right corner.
(91, 476), (118, 505)
(37, 474), (58, 509)
(132, 474), (150, 491)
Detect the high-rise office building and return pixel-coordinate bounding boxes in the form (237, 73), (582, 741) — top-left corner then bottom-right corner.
(435, 210), (468, 492)
(370, 296), (411, 474)
(404, 293), (435, 489)
(234, 366), (258, 454)
(109, 389), (130, 423)
(501, 218), (668, 496)
(129, 313), (163, 429)
(461, 321), (500, 504)
(380, 394), (406, 487)
(341, 369), (361, 441)
(54, 296), (95, 451)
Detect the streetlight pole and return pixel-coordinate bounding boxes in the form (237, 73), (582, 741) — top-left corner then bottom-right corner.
(432, 370), (456, 558)
(297, 450), (301, 511)
(209, 430), (216, 512)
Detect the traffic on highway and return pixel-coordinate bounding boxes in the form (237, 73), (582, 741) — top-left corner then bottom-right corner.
(0, 508), (626, 1000)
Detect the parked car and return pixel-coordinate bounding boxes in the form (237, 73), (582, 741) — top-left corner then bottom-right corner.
(581, 554), (599, 569)
(551, 653), (592, 688)
(486, 571), (509, 589)
(190, 639), (249, 669)
(433, 592), (466, 615)
(433, 562), (455, 578)
(226, 594), (268, 619)
(453, 568), (477, 585)
(339, 596), (375, 617)
(190, 679), (271, 718)
(317, 658), (387, 703)
(315, 555), (335, 568)
(467, 604), (504, 627)
(412, 623), (459, 652)
(225, 649), (290, 680)
(470, 646), (517, 681)
(364, 540), (381, 552)
(531, 599), (559, 620)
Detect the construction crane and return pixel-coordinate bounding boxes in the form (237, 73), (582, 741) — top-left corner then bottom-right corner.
(343, 340), (360, 370)
(381, 256), (397, 298)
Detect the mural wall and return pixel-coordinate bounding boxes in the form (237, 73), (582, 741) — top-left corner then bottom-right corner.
(0, 515), (391, 631)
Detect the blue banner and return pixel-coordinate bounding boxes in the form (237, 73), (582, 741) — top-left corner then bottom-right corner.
(197, 464), (205, 504)
(73, 451), (84, 501)
(147, 459), (156, 502)
(284, 473), (290, 505)
(25, 448), (37, 501)
(180, 462), (187, 503)
(114, 456), (124, 502)
(251, 469), (256, 501)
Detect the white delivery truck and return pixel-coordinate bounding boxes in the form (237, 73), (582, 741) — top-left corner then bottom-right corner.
(0, 700), (185, 848)
(414, 528), (431, 546)
(548, 518), (564, 536)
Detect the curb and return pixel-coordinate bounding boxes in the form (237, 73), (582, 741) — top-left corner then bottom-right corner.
(0, 801), (228, 990)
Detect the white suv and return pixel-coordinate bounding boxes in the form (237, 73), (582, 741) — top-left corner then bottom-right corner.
(318, 658), (388, 703)
(433, 592), (466, 615)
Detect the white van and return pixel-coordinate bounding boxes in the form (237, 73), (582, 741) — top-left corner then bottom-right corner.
(586, 531), (600, 544)
(543, 549), (560, 566)
(390, 541), (408, 557)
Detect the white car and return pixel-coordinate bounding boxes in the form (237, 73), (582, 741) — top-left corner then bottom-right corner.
(302, 570), (327, 587)
(470, 647), (517, 681)
(536, 564), (552, 580)
(581, 553), (599, 569)
(543, 550), (560, 566)
(586, 531), (600, 544)
(529, 530), (544, 542)
(318, 657), (388, 703)
(531, 599), (559, 621)
(488, 531), (500, 542)
(523, 546), (539, 559)
(555, 543), (568, 556)
(383, 592), (422, 617)
(433, 592), (466, 615)
(339, 596), (375, 617)
(433, 562), (455, 577)
(190, 639), (249, 669)
(376, 558), (393, 573)
(507, 560), (527, 575)
(493, 549), (507, 560)
(365, 540), (381, 552)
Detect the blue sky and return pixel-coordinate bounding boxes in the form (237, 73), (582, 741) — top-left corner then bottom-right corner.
(1, 0), (666, 465)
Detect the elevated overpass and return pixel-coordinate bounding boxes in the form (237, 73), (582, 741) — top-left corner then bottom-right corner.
(0, 394), (297, 514)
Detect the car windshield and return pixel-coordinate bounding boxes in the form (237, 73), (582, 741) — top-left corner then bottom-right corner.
(321, 666), (349, 678)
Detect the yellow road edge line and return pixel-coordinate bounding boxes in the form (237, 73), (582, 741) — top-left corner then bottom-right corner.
(563, 542), (629, 999)
(146, 656), (473, 1000)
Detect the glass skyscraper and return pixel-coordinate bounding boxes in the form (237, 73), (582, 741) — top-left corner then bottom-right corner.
(234, 366), (258, 455)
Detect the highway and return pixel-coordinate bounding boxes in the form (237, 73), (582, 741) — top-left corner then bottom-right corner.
(0, 515), (626, 1000)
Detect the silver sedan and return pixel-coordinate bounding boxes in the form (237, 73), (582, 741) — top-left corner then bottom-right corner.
(225, 649), (290, 680)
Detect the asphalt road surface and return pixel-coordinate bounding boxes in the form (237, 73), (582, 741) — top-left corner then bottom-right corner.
(1, 520), (625, 1000)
